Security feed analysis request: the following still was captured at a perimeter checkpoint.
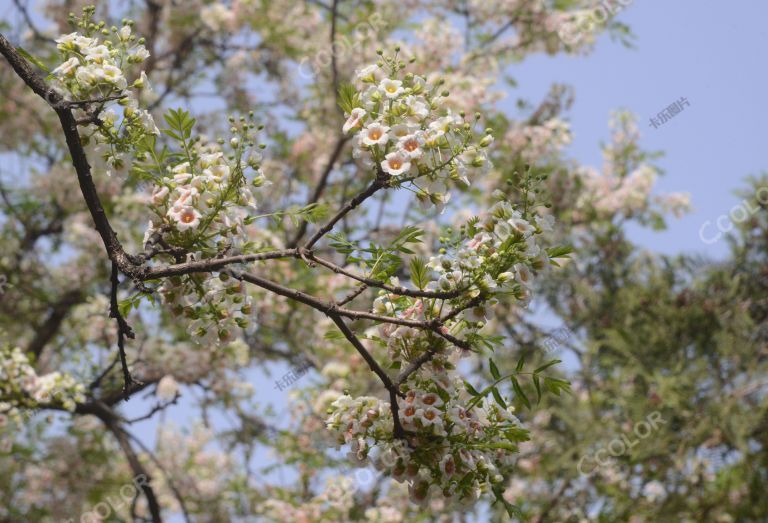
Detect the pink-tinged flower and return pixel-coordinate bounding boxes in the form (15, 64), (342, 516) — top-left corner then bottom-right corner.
(172, 187), (197, 207)
(398, 133), (425, 159)
(342, 108), (366, 134)
(151, 185), (170, 205)
(171, 206), (202, 231)
(381, 151), (411, 177)
(379, 78), (404, 99)
(439, 454), (457, 477)
(361, 122), (390, 146)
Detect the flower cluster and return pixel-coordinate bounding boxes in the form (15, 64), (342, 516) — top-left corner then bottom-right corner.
(326, 348), (527, 506)
(51, 9), (157, 175)
(371, 198), (552, 365)
(0, 345), (85, 427)
(343, 52), (493, 210)
(145, 113), (266, 344)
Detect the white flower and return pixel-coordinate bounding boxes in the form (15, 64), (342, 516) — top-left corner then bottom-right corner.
(342, 108), (366, 134)
(509, 217), (535, 236)
(170, 206), (202, 231)
(74, 65), (98, 87)
(417, 392), (444, 409)
(389, 124), (412, 140)
(416, 407), (444, 432)
(151, 185), (169, 205)
(84, 45), (111, 63)
(52, 57), (80, 77)
(398, 133), (425, 159)
(74, 35), (96, 49)
(199, 152), (224, 168)
(361, 122), (390, 146)
(133, 46), (150, 62)
(439, 454), (457, 476)
(379, 78), (404, 99)
(356, 64), (380, 82)
(136, 109), (159, 135)
(381, 151), (411, 177)
(207, 164), (231, 179)
(134, 71), (150, 90)
(535, 213), (555, 232)
(101, 64), (127, 90)
(405, 95), (429, 122)
(156, 375), (179, 400)
(514, 263), (534, 288)
(55, 32), (78, 50)
(118, 25), (132, 41)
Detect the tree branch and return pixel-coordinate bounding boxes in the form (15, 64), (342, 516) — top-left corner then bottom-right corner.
(304, 173), (389, 249)
(82, 401), (163, 523)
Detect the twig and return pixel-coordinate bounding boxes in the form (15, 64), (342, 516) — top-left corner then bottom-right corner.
(109, 262), (140, 395)
(304, 173), (389, 249)
(98, 407), (164, 523)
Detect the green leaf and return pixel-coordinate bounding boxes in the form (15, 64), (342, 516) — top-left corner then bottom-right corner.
(117, 299), (132, 318)
(409, 257), (429, 290)
(492, 485), (523, 518)
(337, 83), (360, 114)
(491, 387), (507, 409)
(464, 380), (481, 397)
(534, 359), (562, 374)
(323, 329), (345, 341)
(533, 375), (542, 404)
(511, 376), (531, 409)
(544, 377), (572, 396)
(298, 202), (329, 224)
(16, 46), (50, 73)
(515, 355), (525, 372)
(547, 245), (574, 259)
(489, 358), (501, 380)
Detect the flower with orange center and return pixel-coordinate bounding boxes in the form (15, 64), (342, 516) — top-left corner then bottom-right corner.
(381, 151), (411, 177)
(398, 132), (425, 159)
(416, 406), (442, 428)
(171, 206), (202, 231)
(419, 392), (444, 409)
(361, 122), (390, 146)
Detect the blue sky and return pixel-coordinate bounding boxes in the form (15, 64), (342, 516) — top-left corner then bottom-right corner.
(506, 0), (768, 260)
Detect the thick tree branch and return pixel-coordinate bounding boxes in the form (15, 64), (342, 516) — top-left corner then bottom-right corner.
(0, 32), (141, 278)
